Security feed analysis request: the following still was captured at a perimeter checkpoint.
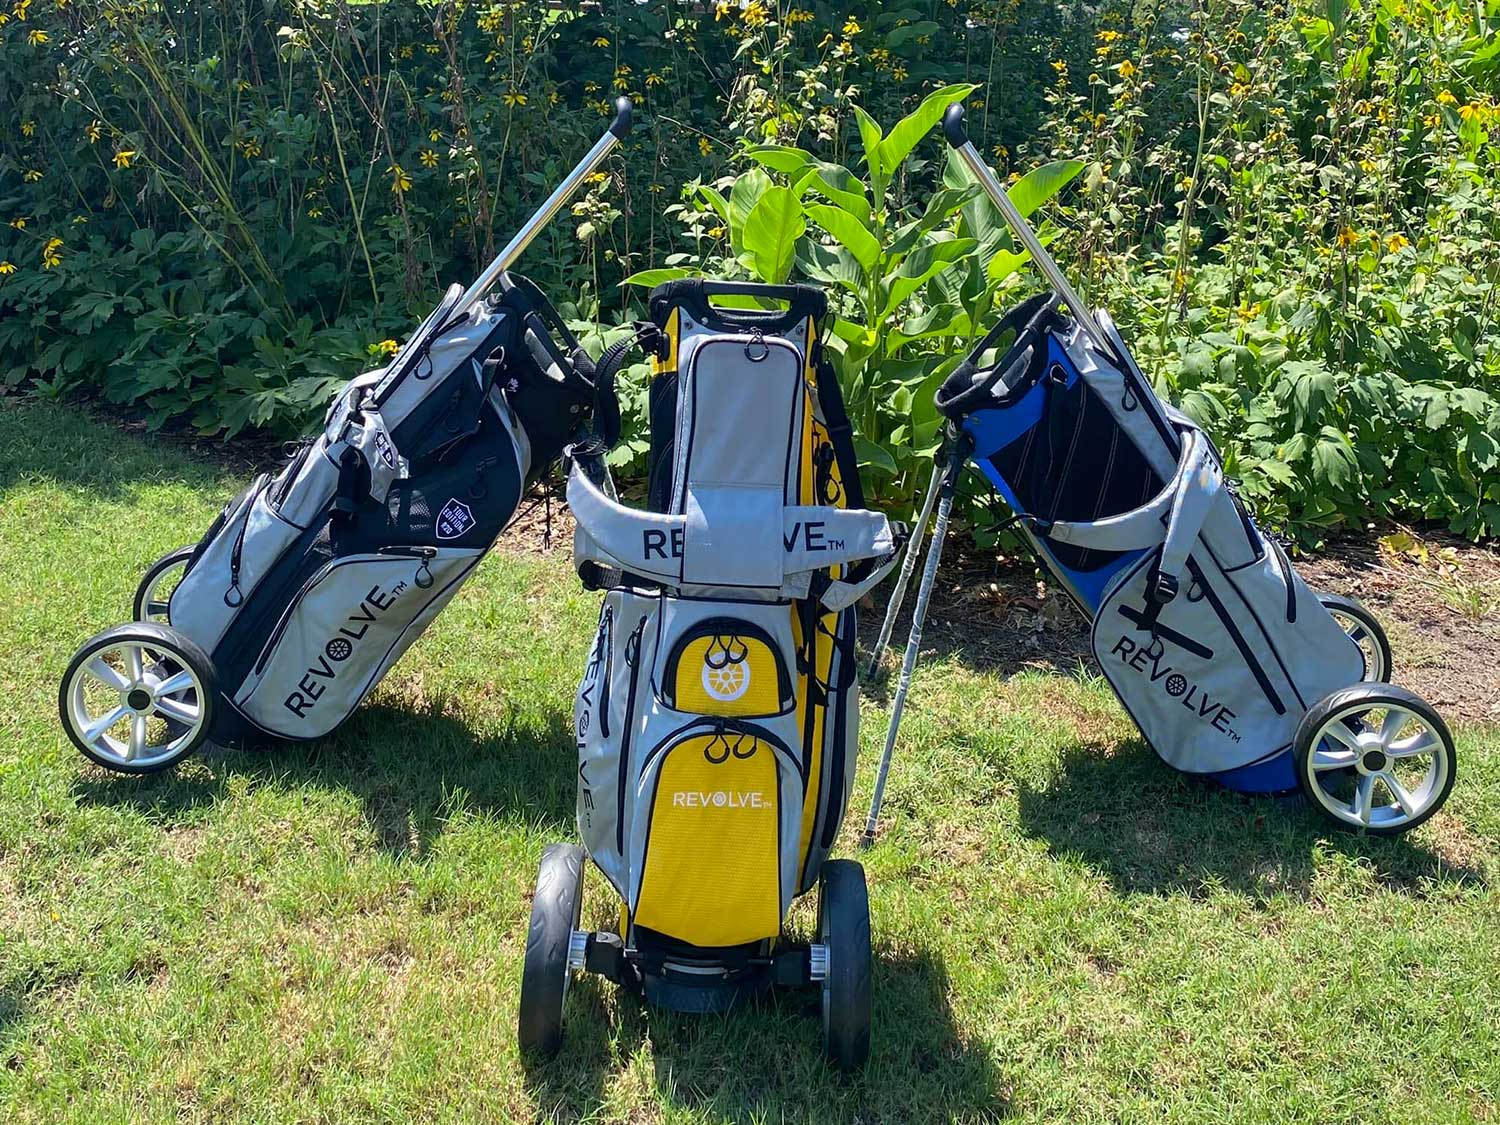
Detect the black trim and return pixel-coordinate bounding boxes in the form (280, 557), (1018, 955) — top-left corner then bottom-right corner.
(1271, 539), (1297, 624)
(1183, 557), (1286, 715)
(1115, 605), (1215, 660)
(658, 616), (793, 714)
(649, 279), (826, 336)
(817, 610), (858, 850)
(616, 614), (648, 856)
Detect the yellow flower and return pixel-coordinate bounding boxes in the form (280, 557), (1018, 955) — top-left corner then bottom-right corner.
(21, 120), (35, 137)
(389, 164), (412, 194)
(742, 1), (768, 27)
(85, 120), (102, 143)
(113, 149), (135, 168)
(14, 0), (31, 17)
(1051, 60), (1067, 74)
(891, 63), (909, 80)
(72, 214), (87, 224)
(420, 149), (438, 168)
(0, 11), (8, 24)
(646, 72), (665, 88)
(0, 261), (15, 276)
(22, 169), (41, 182)
(307, 207), (323, 218)
(369, 339), (400, 357)
(1436, 90), (1457, 106)
(714, 0), (732, 19)
(787, 8), (813, 23)
(549, 90), (560, 106)
(27, 27), (47, 45)
(842, 17), (861, 35)
(238, 138), (261, 158)
(1116, 59), (1137, 79)
(584, 81), (601, 93)
(1385, 233), (1410, 253)
(425, 44), (439, 55)
(585, 171), (607, 185)
(9, 218), (25, 229)
(707, 225), (726, 238)
(399, 45), (413, 59)
(1459, 102), (1485, 123)
(592, 36), (609, 47)
(1230, 82), (1249, 97)
(1423, 112), (1440, 128)
(41, 237), (62, 269)
(1335, 227), (1359, 249)
(1359, 158), (1375, 172)
(502, 89), (527, 107)
(834, 39), (852, 57)
(698, 136), (712, 156)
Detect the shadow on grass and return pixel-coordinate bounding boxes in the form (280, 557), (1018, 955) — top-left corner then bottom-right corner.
(70, 701), (577, 854)
(1016, 741), (1485, 900)
(521, 947), (1006, 1122)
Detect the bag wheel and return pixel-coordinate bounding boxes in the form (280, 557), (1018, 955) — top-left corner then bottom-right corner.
(133, 546), (196, 624)
(59, 623), (216, 775)
(1314, 590), (1393, 682)
(518, 843), (585, 1059)
(1294, 683), (1456, 835)
(818, 859), (871, 1071)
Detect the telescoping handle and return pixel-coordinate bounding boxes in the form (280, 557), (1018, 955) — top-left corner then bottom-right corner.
(446, 97), (633, 325)
(941, 103), (1112, 356)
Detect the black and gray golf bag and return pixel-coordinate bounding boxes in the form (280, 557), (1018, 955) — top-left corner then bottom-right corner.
(864, 104), (1456, 838)
(518, 281), (899, 1069)
(59, 101), (635, 775)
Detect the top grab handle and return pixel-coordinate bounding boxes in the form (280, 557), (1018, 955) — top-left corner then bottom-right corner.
(939, 102), (1113, 357)
(446, 98), (634, 327)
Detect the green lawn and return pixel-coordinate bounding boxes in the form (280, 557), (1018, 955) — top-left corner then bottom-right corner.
(1, 399), (1497, 1122)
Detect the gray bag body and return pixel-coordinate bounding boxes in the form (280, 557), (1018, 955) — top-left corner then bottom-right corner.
(167, 273), (608, 743)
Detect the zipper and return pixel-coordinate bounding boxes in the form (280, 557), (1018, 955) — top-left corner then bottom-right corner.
(1183, 557), (1286, 715)
(616, 614), (648, 856)
(818, 615), (855, 849)
(273, 442), (314, 510)
(591, 605), (615, 739)
(379, 545), (437, 588)
(639, 715), (803, 782)
(660, 616), (792, 712)
(225, 474), (272, 607)
(1270, 538), (1297, 623)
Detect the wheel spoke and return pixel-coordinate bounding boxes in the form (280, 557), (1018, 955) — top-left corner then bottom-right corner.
(83, 705), (128, 744)
(1322, 722), (1365, 753)
(1379, 772), (1420, 819)
(125, 645), (144, 683)
(1353, 775), (1376, 825)
(1311, 748), (1358, 772)
(146, 600), (170, 617)
(1389, 731), (1440, 760)
(84, 657), (130, 692)
(155, 670), (195, 698)
(1377, 706), (1411, 747)
(127, 714), (148, 761)
(153, 696), (199, 726)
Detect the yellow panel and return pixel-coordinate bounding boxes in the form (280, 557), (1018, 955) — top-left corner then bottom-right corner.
(634, 736), (782, 947)
(652, 307), (681, 377)
(672, 633), (785, 717)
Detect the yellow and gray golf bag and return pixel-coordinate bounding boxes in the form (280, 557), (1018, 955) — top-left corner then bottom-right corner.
(518, 281), (898, 1069)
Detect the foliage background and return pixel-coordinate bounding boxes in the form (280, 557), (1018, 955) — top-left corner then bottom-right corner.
(0, 0), (1497, 541)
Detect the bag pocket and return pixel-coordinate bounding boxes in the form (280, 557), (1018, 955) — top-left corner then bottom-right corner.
(630, 721), (803, 948)
(232, 546), (483, 739)
(269, 438), (341, 530)
(652, 598), (795, 719)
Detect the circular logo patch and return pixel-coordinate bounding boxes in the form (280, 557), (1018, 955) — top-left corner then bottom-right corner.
(1165, 673), (1188, 697)
(326, 638), (353, 662)
(702, 656), (750, 702)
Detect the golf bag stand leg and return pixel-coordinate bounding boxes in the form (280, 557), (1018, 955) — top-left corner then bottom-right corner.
(861, 434), (970, 848)
(941, 103), (1112, 355)
(867, 458), (946, 676)
(445, 97), (633, 326)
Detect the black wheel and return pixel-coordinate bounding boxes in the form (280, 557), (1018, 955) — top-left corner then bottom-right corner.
(133, 546), (196, 624)
(818, 859), (871, 1071)
(60, 623), (216, 774)
(1294, 683), (1456, 835)
(518, 843), (585, 1058)
(1315, 591), (1393, 682)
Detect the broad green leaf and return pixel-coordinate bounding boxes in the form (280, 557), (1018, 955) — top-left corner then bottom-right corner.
(621, 266), (697, 288)
(799, 162), (872, 227)
(851, 104), (885, 181)
(854, 436), (898, 475)
(745, 144), (815, 177)
(881, 236), (977, 318)
(875, 83), (979, 187)
(1312, 427), (1358, 490)
(886, 20), (939, 47)
(798, 241), (865, 299)
(889, 185), (979, 257)
(805, 204), (881, 272)
(742, 186), (804, 285)
(1005, 159), (1086, 220)
(728, 168), (772, 256)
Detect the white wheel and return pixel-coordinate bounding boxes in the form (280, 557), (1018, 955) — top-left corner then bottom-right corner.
(1294, 683), (1455, 835)
(133, 546), (195, 624)
(60, 624), (216, 774)
(1315, 591), (1392, 682)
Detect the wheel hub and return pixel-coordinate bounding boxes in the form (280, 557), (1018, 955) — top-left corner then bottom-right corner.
(126, 687), (153, 711)
(1359, 749), (1388, 775)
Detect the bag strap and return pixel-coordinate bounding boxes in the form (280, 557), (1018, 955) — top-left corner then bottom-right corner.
(587, 322), (664, 449)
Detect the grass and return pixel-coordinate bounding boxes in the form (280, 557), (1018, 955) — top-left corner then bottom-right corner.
(1, 398), (1498, 1122)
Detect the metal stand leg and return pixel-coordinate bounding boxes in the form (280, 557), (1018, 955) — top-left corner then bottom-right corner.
(861, 448), (963, 848)
(867, 458), (945, 677)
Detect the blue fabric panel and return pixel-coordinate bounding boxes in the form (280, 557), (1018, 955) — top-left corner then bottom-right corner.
(1208, 750), (1298, 794)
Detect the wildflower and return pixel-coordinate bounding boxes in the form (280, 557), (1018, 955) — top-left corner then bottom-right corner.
(425, 44), (439, 55)
(0, 11), (8, 24)
(20, 120), (34, 137)
(1385, 233), (1410, 253)
(787, 8), (814, 23)
(389, 164), (412, 194)
(1051, 60), (1067, 74)
(1335, 227), (1359, 249)
(238, 138), (261, 158)
(27, 27), (47, 45)
(549, 90), (560, 106)
(72, 214), (87, 224)
(41, 237), (62, 269)
(420, 149), (438, 168)
(646, 72), (665, 88)
(585, 171), (607, 185)
(1436, 90), (1457, 106)
(592, 36), (609, 47)
(1230, 82), (1249, 97)
(585, 81), (601, 93)
(85, 120), (102, 143)
(714, 0), (732, 19)
(369, 339), (400, 358)
(9, 218), (25, 229)
(842, 17), (861, 35)
(834, 39), (852, 57)
(707, 225), (726, 238)
(1098, 29), (1121, 42)
(15, 0), (31, 17)
(698, 136), (712, 156)
(307, 208), (323, 218)
(400, 45), (413, 59)
(0, 261), (15, 276)
(22, 169), (41, 182)
(1116, 59), (1137, 79)
(502, 89), (527, 106)
(1359, 158), (1375, 172)
(113, 149), (135, 168)
(869, 47), (890, 66)
(743, 2), (768, 27)
(1423, 112), (1440, 128)
(1459, 102), (1485, 123)
(892, 64), (908, 80)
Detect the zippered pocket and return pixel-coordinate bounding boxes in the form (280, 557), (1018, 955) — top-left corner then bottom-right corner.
(631, 720), (802, 947)
(658, 615), (793, 718)
(615, 615), (647, 855)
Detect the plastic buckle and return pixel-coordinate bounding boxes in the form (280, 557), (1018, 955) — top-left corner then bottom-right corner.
(1149, 571), (1180, 605)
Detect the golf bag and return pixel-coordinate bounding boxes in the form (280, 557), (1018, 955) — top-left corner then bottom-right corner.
(60, 101), (635, 774)
(519, 281), (897, 1068)
(865, 104), (1456, 838)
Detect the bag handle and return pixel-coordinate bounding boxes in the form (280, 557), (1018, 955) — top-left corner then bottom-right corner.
(647, 278), (827, 334)
(935, 292), (1061, 419)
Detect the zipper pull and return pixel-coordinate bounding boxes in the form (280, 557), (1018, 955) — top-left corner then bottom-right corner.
(468, 455), (499, 500)
(380, 545), (437, 587)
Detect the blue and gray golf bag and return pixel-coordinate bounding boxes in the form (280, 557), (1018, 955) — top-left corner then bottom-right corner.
(864, 105), (1457, 838)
